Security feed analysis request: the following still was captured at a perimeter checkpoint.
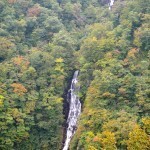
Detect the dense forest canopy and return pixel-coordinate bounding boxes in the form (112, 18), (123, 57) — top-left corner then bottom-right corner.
(0, 0), (149, 150)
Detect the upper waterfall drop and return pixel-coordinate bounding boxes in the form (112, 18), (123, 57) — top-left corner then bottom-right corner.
(109, 0), (115, 10)
(63, 71), (81, 150)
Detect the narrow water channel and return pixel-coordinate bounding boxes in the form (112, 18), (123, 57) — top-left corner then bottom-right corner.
(63, 71), (81, 150)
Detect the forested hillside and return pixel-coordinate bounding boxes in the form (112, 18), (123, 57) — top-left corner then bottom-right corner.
(0, 0), (149, 150)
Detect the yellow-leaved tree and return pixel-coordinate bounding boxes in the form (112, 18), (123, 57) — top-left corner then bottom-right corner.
(127, 125), (150, 150)
(98, 131), (117, 150)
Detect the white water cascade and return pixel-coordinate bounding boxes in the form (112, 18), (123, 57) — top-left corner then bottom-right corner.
(63, 71), (81, 150)
(109, 0), (115, 10)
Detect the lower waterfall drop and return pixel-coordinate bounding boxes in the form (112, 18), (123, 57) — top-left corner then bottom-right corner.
(63, 71), (81, 150)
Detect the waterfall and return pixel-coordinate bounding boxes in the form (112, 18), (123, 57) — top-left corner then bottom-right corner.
(63, 71), (81, 150)
(109, 0), (115, 10)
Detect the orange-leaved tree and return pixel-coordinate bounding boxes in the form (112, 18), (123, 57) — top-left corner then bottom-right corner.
(11, 83), (27, 96)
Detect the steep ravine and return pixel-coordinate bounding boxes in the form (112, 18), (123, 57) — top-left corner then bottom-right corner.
(61, 1), (115, 148)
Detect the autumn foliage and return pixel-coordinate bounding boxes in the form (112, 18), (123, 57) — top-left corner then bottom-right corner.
(8, 0), (16, 4)
(11, 83), (27, 96)
(27, 5), (41, 17)
(0, 0), (149, 149)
